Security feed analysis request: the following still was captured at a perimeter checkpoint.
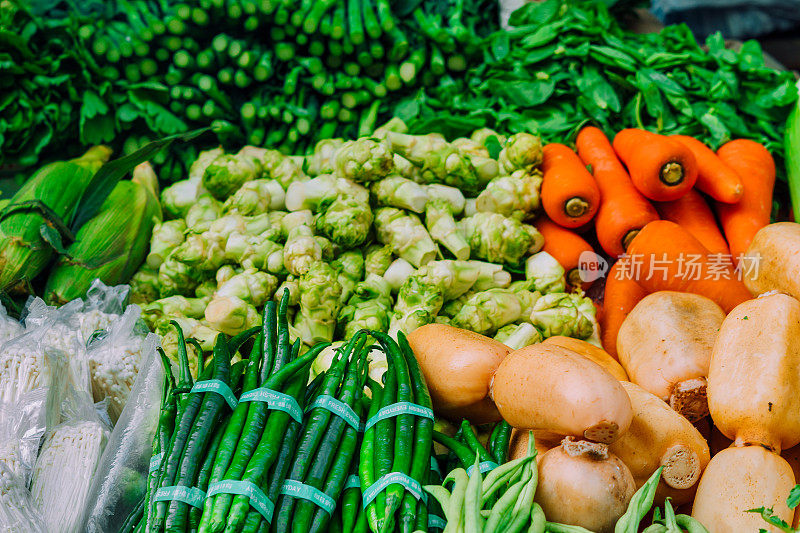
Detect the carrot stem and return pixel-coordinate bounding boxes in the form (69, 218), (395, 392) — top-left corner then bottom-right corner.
(660, 162), (684, 185)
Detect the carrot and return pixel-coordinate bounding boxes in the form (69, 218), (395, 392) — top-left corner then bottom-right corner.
(600, 260), (648, 359)
(576, 126), (659, 257)
(535, 215), (595, 289)
(541, 143), (601, 228)
(655, 189), (730, 257)
(612, 128), (698, 201)
(671, 135), (743, 204)
(715, 139), (776, 263)
(626, 220), (751, 313)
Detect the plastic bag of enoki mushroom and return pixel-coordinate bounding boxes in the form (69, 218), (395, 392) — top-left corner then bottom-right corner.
(84, 305), (158, 424)
(0, 301), (23, 345)
(0, 460), (46, 532)
(0, 318), (69, 432)
(0, 388), (48, 488)
(81, 344), (164, 533)
(23, 280), (130, 362)
(30, 354), (112, 533)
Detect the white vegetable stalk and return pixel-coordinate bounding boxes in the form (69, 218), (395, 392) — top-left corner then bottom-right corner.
(31, 420), (109, 533)
(384, 258), (416, 293)
(470, 261), (512, 291)
(0, 462), (46, 532)
(0, 348), (52, 406)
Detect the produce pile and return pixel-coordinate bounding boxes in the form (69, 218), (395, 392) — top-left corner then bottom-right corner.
(131, 121), (600, 367)
(1, 0), (498, 180)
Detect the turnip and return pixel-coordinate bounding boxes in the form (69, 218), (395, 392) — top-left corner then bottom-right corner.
(742, 222), (800, 299)
(691, 445), (795, 533)
(609, 381), (710, 506)
(543, 335), (628, 381)
(617, 291), (724, 422)
(708, 292), (800, 452)
(491, 343), (633, 443)
(407, 323), (510, 424)
(535, 437), (636, 533)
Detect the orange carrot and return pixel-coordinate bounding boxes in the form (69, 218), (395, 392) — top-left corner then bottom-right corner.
(715, 139), (776, 262)
(671, 135), (743, 204)
(600, 260), (648, 359)
(576, 126), (660, 257)
(541, 143), (601, 228)
(626, 220), (751, 313)
(613, 128), (698, 201)
(535, 215), (595, 289)
(655, 189), (730, 256)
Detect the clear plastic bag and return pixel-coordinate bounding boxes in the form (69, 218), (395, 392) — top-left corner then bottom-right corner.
(85, 305), (159, 423)
(0, 460), (46, 533)
(24, 280), (130, 362)
(82, 345), (164, 533)
(0, 319), (68, 431)
(30, 364), (112, 533)
(0, 301), (23, 344)
(0, 388), (48, 488)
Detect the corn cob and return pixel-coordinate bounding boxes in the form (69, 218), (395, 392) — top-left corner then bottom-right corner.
(43, 163), (162, 304)
(0, 146), (111, 292)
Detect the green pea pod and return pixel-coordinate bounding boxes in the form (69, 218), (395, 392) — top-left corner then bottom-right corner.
(464, 457), (483, 533)
(484, 465), (532, 533)
(445, 468), (469, 533)
(481, 455), (536, 505)
(424, 485), (451, 518)
(529, 503), (546, 533)
(641, 525), (668, 533)
(614, 466), (664, 533)
(675, 514), (710, 533)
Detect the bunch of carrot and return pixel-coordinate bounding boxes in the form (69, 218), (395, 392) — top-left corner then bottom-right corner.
(537, 126), (776, 356)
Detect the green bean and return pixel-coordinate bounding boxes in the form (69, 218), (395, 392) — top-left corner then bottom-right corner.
(615, 467), (664, 533)
(445, 468), (469, 533)
(464, 457), (483, 533)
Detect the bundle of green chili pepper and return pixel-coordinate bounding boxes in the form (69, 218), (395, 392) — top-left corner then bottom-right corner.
(271, 330), (370, 532)
(127, 319), (250, 533)
(198, 290), (328, 533)
(121, 290), (328, 533)
(358, 331), (435, 533)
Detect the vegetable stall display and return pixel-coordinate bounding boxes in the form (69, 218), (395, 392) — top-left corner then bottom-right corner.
(0, 0), (799, 530)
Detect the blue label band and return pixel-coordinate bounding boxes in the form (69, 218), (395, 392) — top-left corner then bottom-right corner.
(149, 452), (163, 473)
(344, 474), (361, 490)
(467, 461), (500, 477)
(430, 456), (441, 477)
(154, 486), (206, 509)
(307, 395), (363, 431)
(364, 402), (435, 431)
(429, 514), (447, 529)
(239, 388), (303, 423)
(280, 480), (337, 515)
(362, 472), (426, 508)
(207, 480), (275, 522)
(191, 379), (238, 409)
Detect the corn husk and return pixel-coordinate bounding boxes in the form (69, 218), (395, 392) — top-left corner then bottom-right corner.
(0, 147), (111, 292)
(44, 165), (162, 305)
